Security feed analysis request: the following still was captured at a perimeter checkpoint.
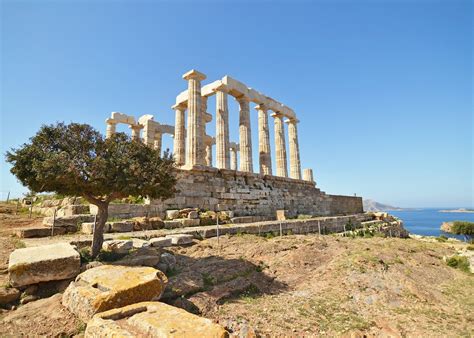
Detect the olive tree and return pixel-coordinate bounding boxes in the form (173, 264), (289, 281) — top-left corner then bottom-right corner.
(6, 123), (176, 256)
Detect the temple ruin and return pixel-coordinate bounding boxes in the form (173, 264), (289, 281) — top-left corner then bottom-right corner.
(104, 69), (363, 218)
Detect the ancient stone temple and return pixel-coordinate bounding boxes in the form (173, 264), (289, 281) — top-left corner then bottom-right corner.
(105, 69), (362, 218)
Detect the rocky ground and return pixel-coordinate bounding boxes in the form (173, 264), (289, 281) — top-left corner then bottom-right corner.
(0, 203), (473, 337)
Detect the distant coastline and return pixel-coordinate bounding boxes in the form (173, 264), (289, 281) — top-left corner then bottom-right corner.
(438, 208), (474, 214)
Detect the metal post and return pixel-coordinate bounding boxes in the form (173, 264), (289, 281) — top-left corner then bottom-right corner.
(279, 222), (282, 237)
(15, 200), (19, 215)
(318, 220), (321, 235)
(6, 192), (10, 203)
(29, 202), (33, 218)
(51, 208), (57, 237)
(216, 212), (220, 253)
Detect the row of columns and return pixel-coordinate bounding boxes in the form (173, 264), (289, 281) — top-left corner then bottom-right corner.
(176, 70), (302, 179)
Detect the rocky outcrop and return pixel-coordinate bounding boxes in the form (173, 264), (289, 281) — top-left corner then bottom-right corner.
(62, 265), (167, 321)
(84, 302), (228, 337)
(8, 243), (81, 287)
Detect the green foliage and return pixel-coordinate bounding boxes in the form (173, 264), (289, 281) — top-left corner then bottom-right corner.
(5, 123), (177, 203)
(451, 221), (474, 238)
(78, 247), (93, 264)
(345, 219), (356, 231)
(202, 272), (215, 289)
(446, 255), (471, 273)
(467, 245), (474, 251)
(78, 246), (127, 263)
(297, 214), (313, 219)
(436, 235), (448, 242)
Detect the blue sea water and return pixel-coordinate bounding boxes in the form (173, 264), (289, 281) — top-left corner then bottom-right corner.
(389, 208), (474, 239)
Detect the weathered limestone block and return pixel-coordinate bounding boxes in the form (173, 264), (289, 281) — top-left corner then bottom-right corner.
(150, 237), (173, 248)
(62, 265), (167, 322)
(179, 218), (200, 227)
(108, 221), (134, 233)
(43, 214), (94, 228)
(166, 209), (180, 219)
(57, 205), (90, 217)
(81, 222), (111, 234)
(102, 240), (133, 254)
(84, 302), (228, 338)
(8, 243), (81, 287)
(131, 238), (150, 249)
(166, 234), (194, 245)
(112, 248), (160, 267)
(16, 226), (66, 238)
(164, 220), (182, 229)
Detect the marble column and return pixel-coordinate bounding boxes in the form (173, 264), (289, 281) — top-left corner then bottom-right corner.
(237, 96), (253, 172)
(105, 119), (117, 139)
(183, 69), (206, 167)
(303, 168), (314, 182)
(201, 96), (208, 162)
(130, 125), (143, 141)
(205, 144), (212, 166)
(230, 147), (238, 170)
(173, 104), (186, 166)
(286, 118), (301, 179)
(272, 112), (288, 177)
(216, 87), (230, 169)
(256, 104), (272, 175)
(154, 132), (162, 155)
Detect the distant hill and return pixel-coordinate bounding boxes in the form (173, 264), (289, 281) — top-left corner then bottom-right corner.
(363, 199), (403, 212)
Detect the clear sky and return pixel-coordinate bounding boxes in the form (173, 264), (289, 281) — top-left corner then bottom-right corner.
(1, 0), (472, 208)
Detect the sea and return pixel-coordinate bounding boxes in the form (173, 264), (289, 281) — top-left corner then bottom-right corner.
(389, 208), (474, 240)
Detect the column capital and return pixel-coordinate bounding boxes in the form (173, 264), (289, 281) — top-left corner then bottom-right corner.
(182, 69), (206, 81)
(171, 103), (187, 111)
(236, 95), (251, 104)
(213, 83), (229, 93)
(105, 118), (117, 125)
(271, 111), (285, 118)
(285, 118), (300, 124)
(129, 124), (143, 131)
(254, 104), (268, 111)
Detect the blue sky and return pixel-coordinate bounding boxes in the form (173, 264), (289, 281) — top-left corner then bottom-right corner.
(1, 0), (472, 208)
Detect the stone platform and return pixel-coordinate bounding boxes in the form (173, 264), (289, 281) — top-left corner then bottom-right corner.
(150, 167), (363, 218)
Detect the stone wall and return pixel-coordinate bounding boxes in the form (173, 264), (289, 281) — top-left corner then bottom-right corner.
(151, 167), (363, 218)
(327, 194), (364, 215)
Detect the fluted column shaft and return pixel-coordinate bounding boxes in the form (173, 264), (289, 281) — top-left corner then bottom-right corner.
(230, 148), (238, 170)
(257, 105), (272, 175)
(237, 96), (253, 172)
(216, 89), (230, 169)
(303, 168), (314, 182)
(154, 132), (162, 155)
(205, 144), (212, 166)
(183, 70), (206, 167)
(201, 96), (208, 162)
(272, 112), (288, 177)
(173, 105), (186, 166)
(286, 119), (301, 179)
(105, 119), (117, 139)
(130, 125), (142, 141)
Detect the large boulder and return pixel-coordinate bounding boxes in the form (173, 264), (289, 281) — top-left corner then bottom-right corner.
(166, 209), (180, 220)
(8, 243), (81, 288)
(111, 247), (160, 267)
(42, 214), (94, 228)
(62, 265), (167, 322)
(84, 302), (228, 337)
(108, 221), (134, 233)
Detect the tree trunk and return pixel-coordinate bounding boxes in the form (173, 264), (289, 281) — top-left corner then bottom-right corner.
(91, 201), (109, 258)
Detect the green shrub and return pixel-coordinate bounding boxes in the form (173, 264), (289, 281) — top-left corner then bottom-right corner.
(466, 245), (474, 251)
(436, 235), (448, 242)
(446, 255), (470, 273)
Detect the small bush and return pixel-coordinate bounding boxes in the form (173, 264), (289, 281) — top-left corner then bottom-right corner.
(436, 235), (448, 242)
(79, 247), (92, 264)
(466, 245), (474, 251)
(446, 255), (470, 273)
